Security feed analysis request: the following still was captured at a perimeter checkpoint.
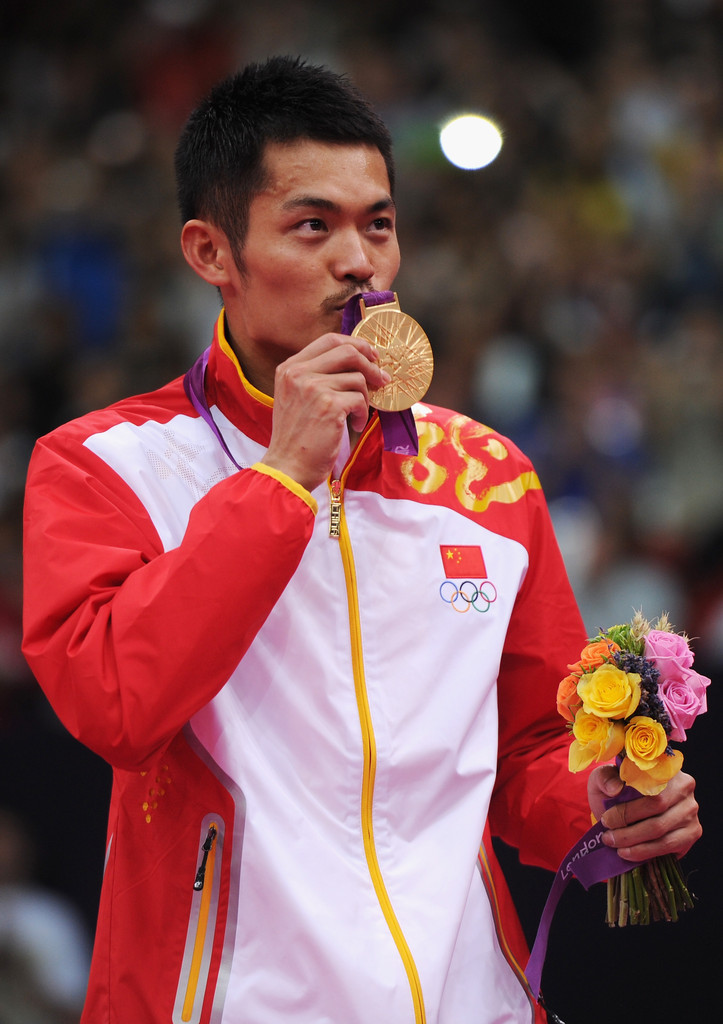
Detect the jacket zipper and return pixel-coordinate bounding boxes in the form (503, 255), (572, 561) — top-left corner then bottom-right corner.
(332, 441), (427, 1024)
(176, 820), (221, 1024)
(193, 823), (217, 891)
(329, 478), (342, 537)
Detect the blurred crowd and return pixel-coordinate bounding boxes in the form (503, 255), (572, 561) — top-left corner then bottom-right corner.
(0, 0), (721, 1019)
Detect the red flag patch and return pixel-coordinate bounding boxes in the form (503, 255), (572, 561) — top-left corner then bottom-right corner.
(440, 545), (487, 579)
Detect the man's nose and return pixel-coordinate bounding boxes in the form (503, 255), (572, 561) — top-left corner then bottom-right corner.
(332, 230), (374, 283)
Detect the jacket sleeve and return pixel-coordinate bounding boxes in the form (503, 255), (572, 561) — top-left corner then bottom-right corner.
(489, 483), (592, 872)
(22, 433), (316, 771)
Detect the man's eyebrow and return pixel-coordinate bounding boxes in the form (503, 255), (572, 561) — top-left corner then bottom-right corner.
(281, 196), (396, 214)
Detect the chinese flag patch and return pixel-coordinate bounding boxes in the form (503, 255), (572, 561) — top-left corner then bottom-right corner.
(440, 545), (487, 579)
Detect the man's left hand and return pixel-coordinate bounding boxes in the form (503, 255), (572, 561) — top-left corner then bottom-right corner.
(588, 764), (701, 861)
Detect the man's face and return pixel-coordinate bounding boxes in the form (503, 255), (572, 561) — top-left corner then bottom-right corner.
(222, 139), (400, 380)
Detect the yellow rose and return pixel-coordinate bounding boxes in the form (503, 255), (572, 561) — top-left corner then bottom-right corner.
(624, 715), (668, 765)
(619, 716), (684, 795)
(569, 710), (626, 772)
(577, 663), (641, 720)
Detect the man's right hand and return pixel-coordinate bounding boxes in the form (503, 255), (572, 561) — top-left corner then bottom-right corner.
(260, 333), (390, 492)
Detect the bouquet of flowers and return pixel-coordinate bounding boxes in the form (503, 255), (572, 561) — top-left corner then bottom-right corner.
(556, 611), (709, 926)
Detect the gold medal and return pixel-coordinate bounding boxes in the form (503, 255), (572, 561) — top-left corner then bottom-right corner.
(351, 294), (433, 411)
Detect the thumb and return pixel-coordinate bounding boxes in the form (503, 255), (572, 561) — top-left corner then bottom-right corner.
(598, 763), (624, 798)
(588, 764), (624, 821)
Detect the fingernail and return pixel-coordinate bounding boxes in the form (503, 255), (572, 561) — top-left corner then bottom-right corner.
(381, 370), (391, 383)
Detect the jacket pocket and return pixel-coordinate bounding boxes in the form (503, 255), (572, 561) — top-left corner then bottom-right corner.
(173, 813), (225, 1024)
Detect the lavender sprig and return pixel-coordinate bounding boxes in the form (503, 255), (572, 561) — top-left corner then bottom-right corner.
(613, 651), (672, 734)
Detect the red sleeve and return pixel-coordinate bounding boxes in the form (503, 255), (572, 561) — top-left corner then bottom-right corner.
(489, 485), (592, 871)
(22, 434), (315, 771)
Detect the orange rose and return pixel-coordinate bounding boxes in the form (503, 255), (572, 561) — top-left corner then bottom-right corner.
(556, 673), (583, 723)
(580, 639), (621, 672)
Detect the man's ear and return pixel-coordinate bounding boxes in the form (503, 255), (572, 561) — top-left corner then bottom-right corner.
(180, 220), (235, 287)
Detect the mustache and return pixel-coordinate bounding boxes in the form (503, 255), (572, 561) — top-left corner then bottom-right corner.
(321, 283), (373, 317)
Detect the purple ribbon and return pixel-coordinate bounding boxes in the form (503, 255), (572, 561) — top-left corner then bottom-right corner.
(184, 346), (243, 471)
(341, 291), (419, 456)
(525, 786), (641, 999)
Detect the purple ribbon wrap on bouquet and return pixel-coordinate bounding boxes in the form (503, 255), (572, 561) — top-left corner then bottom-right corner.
(525, 786), (641, 999)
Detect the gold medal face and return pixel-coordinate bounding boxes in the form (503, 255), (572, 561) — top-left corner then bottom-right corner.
(352, 308), (434, 411)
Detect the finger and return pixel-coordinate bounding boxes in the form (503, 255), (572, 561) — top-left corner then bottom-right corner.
(601, 771), (697, 831)
(607, 817), (702, 861)
(311, 363), (390, 395)
(600, 795), (649, 831)
(587, 764), (623, 824)
(279, 346), (388, 399)
(286, 333), (381, 371)
(614, 796), (684, 831)
(602, 792), (701, 860)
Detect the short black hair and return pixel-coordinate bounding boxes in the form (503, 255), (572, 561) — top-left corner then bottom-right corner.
(174, 55), (395, 263)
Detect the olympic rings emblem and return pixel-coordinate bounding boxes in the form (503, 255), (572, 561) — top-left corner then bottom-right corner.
(439, 579), (498, 614)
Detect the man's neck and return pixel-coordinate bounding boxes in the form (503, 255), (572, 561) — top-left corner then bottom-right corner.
(224, 316), (277, 398)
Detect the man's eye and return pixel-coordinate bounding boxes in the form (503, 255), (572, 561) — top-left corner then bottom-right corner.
(371, 217), (393, 231)
(303, 218), (326, 232)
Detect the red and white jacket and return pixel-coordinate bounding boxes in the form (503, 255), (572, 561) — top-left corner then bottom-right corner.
(23, 312), (590, 1024)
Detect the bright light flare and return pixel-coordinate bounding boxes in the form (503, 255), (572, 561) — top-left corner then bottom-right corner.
(439, 114), (503, 170)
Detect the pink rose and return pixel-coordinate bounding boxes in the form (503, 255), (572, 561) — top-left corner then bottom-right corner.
(658, 665), (710, 741)
(644, 629), (694, 678)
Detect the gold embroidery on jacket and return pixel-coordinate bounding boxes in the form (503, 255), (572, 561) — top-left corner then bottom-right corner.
(400, 415), (541, 512)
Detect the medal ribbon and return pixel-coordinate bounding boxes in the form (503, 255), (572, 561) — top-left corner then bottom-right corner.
(183, 346), (242, 471)
(341, 291), (419, 456)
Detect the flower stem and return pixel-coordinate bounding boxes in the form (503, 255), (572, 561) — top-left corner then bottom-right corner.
(618, 869), (629, 927)
(606, 878), (616, 927)
(604, 856), (695, 927)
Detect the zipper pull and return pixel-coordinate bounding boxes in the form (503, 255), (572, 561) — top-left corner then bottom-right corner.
(193, 824), (217, 891)
(329, 479), (342, 538)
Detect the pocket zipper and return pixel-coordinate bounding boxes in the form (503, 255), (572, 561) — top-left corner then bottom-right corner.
(193, 824), (218, 891)
(181, 822), (219, 1022)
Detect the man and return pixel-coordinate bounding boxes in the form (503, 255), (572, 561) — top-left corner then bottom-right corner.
(23, 56), (700, 1024)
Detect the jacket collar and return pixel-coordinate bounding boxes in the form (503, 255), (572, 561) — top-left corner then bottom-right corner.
(204, 310), (274, 448)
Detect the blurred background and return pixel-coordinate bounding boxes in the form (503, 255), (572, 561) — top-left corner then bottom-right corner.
(0, 0), (720, 1020)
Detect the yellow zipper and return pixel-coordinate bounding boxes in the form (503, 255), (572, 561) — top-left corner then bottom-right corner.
(180, 822), (219, 1023)
(329, 478), (342, 537)
(333, 450), (427, 1024)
